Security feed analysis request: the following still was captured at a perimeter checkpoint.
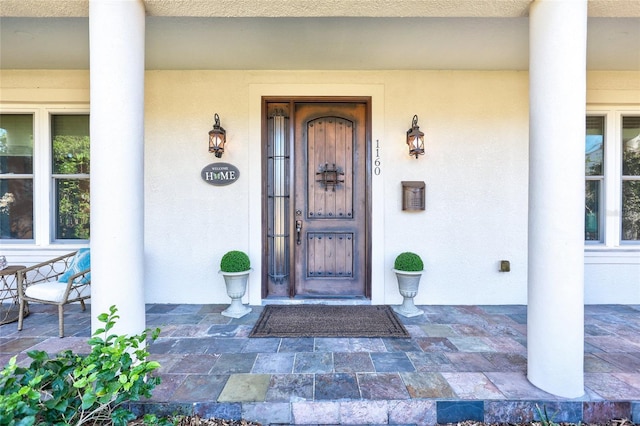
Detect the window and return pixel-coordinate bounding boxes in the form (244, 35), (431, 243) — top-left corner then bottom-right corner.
(0, 109), (90, 244)
(585, 109), (640, 245)
(0, 114), (33, 240)
(52, 115), (90, 240)
(622, 116), (640, 241)
(585, 116), (604, 241)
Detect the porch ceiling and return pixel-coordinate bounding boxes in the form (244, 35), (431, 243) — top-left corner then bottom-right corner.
(0, 0), (639, 71)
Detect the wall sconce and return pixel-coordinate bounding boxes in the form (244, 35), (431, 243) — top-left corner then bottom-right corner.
(208, 113), (226, 158)
(406, 115), (425, 159)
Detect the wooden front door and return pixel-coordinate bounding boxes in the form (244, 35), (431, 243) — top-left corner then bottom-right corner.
(263, 99), (370, 298)
(294, 102), (367, 296)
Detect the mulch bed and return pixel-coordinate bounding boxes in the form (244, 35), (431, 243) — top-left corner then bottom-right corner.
(445, 421), (637, 426)
(127, 416), (637, 426)
(129, 417), (261, 425)
(170, 420), (260, 426)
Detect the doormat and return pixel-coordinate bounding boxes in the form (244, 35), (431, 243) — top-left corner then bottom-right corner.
(249, 304), (410, 338)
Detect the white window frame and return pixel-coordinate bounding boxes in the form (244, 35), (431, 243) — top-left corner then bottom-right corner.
(0, 104), (90, 248)
(586, 105), (640, 248)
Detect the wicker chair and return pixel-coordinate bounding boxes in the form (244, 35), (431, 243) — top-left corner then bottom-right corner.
(17, 250), (91, 337)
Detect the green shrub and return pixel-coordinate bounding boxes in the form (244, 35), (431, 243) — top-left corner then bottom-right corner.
(0, 305), (162, 426)
(394, 252), (424, 272)
(535, 404), (560, 426)
(220, 250), (251, 273)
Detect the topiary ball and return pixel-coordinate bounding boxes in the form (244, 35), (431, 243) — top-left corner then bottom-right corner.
(394, 252), (424, 272)
(220, 250), (251, 273)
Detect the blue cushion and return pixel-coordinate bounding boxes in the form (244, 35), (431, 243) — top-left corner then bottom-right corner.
(58, 249), (91, 284)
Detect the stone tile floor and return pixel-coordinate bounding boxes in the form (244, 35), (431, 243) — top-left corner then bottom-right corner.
(1, 303), (639, 425)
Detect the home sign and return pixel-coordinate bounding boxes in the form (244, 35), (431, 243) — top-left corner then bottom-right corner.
(201, 162), (240, 186)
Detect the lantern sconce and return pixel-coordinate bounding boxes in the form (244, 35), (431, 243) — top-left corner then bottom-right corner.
(208, 113), (226, 158)
(406, 114), (425, 159)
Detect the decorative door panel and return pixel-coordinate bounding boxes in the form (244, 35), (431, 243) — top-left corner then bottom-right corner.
(307, 117), (353, 219)
(306, 232), (353, 278)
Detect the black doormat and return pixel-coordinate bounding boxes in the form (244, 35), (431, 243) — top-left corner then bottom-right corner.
(249, 304), (410, 338)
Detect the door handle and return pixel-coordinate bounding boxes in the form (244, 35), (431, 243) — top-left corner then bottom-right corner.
(296, 220), (303, 245)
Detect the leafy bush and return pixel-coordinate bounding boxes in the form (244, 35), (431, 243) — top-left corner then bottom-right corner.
(394, 252), (424, 272)
(220, 250), (251, 273)
(0, 305), (161, 426)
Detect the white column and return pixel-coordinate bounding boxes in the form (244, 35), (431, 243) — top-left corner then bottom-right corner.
(528, 0), (587, 398)
(89, 0), (146, 336)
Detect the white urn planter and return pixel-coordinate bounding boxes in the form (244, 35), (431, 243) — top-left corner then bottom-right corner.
(392, 269), (424, 317)
(391, 251), (425, 318)
(220, 269), (252, 318)
(219, 250), (252, 319)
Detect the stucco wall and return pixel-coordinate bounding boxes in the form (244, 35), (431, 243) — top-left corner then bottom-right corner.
(1, 69), (639, 305)
(141, 70), (530, 305)
(380, 70), (530, 305)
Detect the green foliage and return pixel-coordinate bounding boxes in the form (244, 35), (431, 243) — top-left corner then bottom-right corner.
(0, 305), (161, 426)
(52, 135), (90, 175)
(220, 250), (251, 273)
(623, 147), (640, 176)
(394, 252), (424, 272)
(140, 413), (181, 425)
(0, 129), (6, 154)
(535, 404), (560, 426)
(0, 357), (42, 425)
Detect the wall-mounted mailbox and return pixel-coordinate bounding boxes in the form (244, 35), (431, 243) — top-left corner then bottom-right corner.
(401, 181), (426, 211)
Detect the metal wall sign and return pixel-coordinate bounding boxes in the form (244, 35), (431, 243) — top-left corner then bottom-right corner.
(201, 162), (240, 186)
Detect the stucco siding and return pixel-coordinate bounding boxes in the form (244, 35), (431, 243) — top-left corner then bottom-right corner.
(1, 69), (639, 304)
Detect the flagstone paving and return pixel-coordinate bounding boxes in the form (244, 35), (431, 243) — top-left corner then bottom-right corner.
(1, 303), (639, 425)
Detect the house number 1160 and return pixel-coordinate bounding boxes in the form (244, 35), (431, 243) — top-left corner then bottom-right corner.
(374, 140), (381, 175)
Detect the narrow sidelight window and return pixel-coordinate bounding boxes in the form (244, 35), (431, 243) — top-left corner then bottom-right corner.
(266, 105), (291, 295)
